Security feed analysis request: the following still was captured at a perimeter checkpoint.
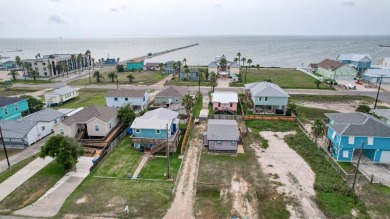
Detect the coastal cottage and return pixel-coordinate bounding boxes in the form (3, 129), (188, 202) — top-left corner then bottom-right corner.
(204, 119), (240, 152)
(44, 86), (79, 106)
(316, 59), (357, 81)
(211, 92), (238, 114)
(1, 108), (64, 148)
(325, 112), (390, 163)
(336, 54), (371, 73)
(127, 58), (144, 71)
(105, 89), (149, 110)
(362, 69), (390, 85)
(0, 96), (29, 120)
(208, 55), (240, 81)
(104, 58), (117, 65)
(130, 108), (180, 153)
(144, 63), (161, 71)
(244, 82), (289, 114)
(180, 67), (200, 81)
(378, 57), (390, 69)
(164, 61), (176, 74)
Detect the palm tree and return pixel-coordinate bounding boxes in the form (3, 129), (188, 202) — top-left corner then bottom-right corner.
(247, 59), (252, 68)
(126, 74), (135, 83)
(245, 59), (252, 83)
(311, 119), (325, 145)
(108, 72), (116, 82)
(71, 54), (76, 72)
(8, 70), (19, 81)
(93, 71), (104, 83)
(234, 57), (238, 63)
(209, 71), (217, 92)
(15, 56), (24, 76)
(184, 66), (190, 81)
(172, 62), (177, 77)
(183, 58), (187, 66)
(182, 94), (195, 115)
(159, 63), (164, 74)
(177, 61), (182, 81)
(77, 53), (83, 73)
(256, 64), (260, 70)
(241, 57), (246, 69)
(237, 52), (241, 66)
(30, 70), (39, 80)
(62, 61), (69, 77)
(314, 79), (322, 88)
(91, 58), (95, 70)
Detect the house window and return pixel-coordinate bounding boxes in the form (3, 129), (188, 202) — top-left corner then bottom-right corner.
(3, 107), (8, 115)
(143, 96), (145, 101)
(258, 97), (262, 101)
(135, 129), (140, 133)
(231, 141), (236, 146)
(14, 104), (19, 111)
(218, 103), (221, 107)
(342, 150), (349, 158)
(34, 63), (37, 65)
(42, 63), (46, 65)
(156, 129), (161, 134)
(114, 97), (118, 101)
(265, 97), (268, 101)
(109, 123), (112, 129)
(35, 67), (38, 71)
(60, 128), (64, 135)
(95, 125), (99, 131)
(125, 98), (128, 101)
(216, 141), (222, 145)
(348, 136), (355, 144)
(367, 137), (374, 145)
(230, 103), (233, 107)
(42, 126), (45, 131)
(43, 67), (47, 71)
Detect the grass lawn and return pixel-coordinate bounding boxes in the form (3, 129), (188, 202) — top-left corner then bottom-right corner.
(165, 77), (211, 87)
(195, 122), (289, 219)
(193, 95), (203, 117)
(0, 88), (41, 96)
(93, 138), (143, 178)
(290, 94), (376, 104)
(0, 156), (36, 184)
(68, 71), (166, 86)
(0, 149), (21, 161)
(296, 106), (338, 122)
(140, 153), (182, 180)
(52, 88), (107, 109)
(13, 79), (53, 84)
(359, 184), (390, 217)
(244, 68), (331, 89)
(0, 160), (66, 213)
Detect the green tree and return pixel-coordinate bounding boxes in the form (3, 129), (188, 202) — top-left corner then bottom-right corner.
(40, 135), (84, 171)
(209, 71), (217, 92)
(247, 58), (252, 68)
(8, 70), (20, 81)
(219, 57), (227, 71)
(15, 56), (24, 75)
(311, 119), (325, 145)
(245, 58), (252, 83)
(126, 73), (135, 83)
(236, 52), (241, 66)
(20, 95), (44, 113)
(138, 108), (148, 116)
(159, 63), (164, 74)
(108, 72), (116, 82)
(287, 101), (299, 116)
(71, 54), (76, 72)
(184, 65), (190, 81)
(234, 57), (239, 63)
(177, 61), (182, 81)
(183, 58), (187, 66)
(241, 57), (246, 69)
(118, 104), (136, 125)
(256, 64), (260, 70)
(77, 53), (83, 73)
(204, 70), (209, 81)
(237, 72), (243, 83)
(314, 79), (322, 88)
(116, 65), (124, 72)
(182, 94), (195, 115)
(356, 104), (370, 114)
(30, 70), (39, 80)
(92, 71), (104, 83)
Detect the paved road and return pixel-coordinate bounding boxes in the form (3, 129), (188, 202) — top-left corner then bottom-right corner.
(0, 157), (53, 202)
(14, 156), (92, 218)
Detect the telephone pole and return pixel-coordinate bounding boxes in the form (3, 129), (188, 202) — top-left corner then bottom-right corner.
(352, 141), (364, 190)
(0, 126), (11, 170)
(374, 75), (383, 109)
(166, 124), (171, 179)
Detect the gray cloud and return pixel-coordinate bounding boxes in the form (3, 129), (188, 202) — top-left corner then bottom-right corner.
(214, 3), (222, 9)
(49, 14), (66, 24)
(110, 8), (119, 12)
(341, 0), (355, 6)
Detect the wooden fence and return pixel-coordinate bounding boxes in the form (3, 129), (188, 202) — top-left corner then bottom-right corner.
(180, 114), (193, 155)
(242, 114), (296, 122)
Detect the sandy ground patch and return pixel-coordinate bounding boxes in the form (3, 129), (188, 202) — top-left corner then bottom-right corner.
(163, 125), (204, 219)
(299, 101), (390, 113)
(251, 131), (325, 219)
(230, 174), (257, 218)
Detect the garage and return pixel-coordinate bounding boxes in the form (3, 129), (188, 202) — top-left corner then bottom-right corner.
(380, 151), (390, 163)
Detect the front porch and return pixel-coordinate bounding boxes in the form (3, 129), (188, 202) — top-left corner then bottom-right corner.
(253, 105), (285, 115)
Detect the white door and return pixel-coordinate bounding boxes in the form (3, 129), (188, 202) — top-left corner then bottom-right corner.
(380, 151), (390, 163)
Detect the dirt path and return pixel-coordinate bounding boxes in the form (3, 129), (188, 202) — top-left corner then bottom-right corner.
(153, 74), (172, 86)
(163, 125), (204, 219)
(252, 131), (325, 219)
(230, 174), (257, 218)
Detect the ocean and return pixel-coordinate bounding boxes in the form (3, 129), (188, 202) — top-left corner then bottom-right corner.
(0, 35), (389, 68)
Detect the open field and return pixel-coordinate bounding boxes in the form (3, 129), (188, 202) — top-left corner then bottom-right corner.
(244, 68), (331, 89)
(0, 88), (42, 96)
(290, 94), (376, 104)
(68, 71), (166, 86)
(52, 88), (107, 109)
(0, 156), (36, 184)
(0, 161), (65, 214)
(359, 184), (390, 218)
(296, 106), (338, 122)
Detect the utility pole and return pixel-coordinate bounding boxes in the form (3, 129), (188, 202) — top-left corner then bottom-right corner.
(166, 124), (171, 179)
(352, 141), (364, 190)
(374, 75), (383, 109)
(116, 58), (120, 90)
(198, 65), (201, 95)
(0, 126), (11, 170)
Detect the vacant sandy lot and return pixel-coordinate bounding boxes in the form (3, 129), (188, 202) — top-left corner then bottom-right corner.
(299, 101), (390, 113)
(252, 131), (325, 219)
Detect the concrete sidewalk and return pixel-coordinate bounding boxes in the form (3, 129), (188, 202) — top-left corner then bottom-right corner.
(14, 156), (92, 218)
(0, 134), (52, 173)
(0, 157), (54, 202)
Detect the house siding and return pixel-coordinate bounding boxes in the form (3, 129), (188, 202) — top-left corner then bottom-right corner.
(87, 118), (110, 137)
(106, 93), (149, 110)
(208, 140), (238, 151)
(316, 65), (357, 80)
(127, 61), (144, 70)
(0, 99), (29, 121)
(212, 102), (237, 113)
(155, 97), (182, 105)
(252, 96), (288, 107)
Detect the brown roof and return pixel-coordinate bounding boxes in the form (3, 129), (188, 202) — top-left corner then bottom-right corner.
(62, 106), (118, 126)
(309, 63), (318, 69)
(156, 86), (188, 98)
(106, 89), (146, 98)
(317, 59), (345, 70)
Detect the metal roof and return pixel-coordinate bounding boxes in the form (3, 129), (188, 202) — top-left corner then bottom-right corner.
(61, 106), (118, 126)
(245, 82), (289, 97)
(372, 109), (390, 121)
(155, 86), (188, 98)
(48, 86), (77, 96)
(337, 54), (372, 62)
(106, 89), (146, 98)
(207, 119), (240, 141)
(212, 92), (238, 103)
(0, 120), (37, 139)
(0, 96), (26, 107)
(21, 108), (64, 122)
(130, 108), (178, 129)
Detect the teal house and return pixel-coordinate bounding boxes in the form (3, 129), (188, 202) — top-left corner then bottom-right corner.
(127, 58), (144, 71)
(245, 82), (289, 114)
(130, 108), (180, 154)
(326, 112), (390, 163)
(316, 59), (357, 80)
(1, 61), (19, 70)
(336, 54), (371, 73)
(0, 96), (29, 120)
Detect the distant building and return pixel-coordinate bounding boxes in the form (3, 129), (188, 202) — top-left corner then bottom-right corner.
(180, 67), (200, 81)
(204, 119), (240, 152)
(23, 51), (92, 78)
(378, 57), (390, 69)
(211, 92), (238, 114)
(164, 61), (176, 74)
(105, 89), (149, 110)
(144, 63), (161, 71)
(208, 55), (240, 80)
(363, 69), (390, 85)
(104, 58), (117, 65)
(0, 96), (29, 120)
(1, 61), (19, 70)
(44, 86), (79, 106)
(336, 54), (371, 73)
(127, 58), (144, 71)
(308, 63), (318, 73)
(316, 59), (357, 81)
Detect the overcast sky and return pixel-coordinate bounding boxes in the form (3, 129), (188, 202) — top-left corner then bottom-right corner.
(0, 0), (389, 38)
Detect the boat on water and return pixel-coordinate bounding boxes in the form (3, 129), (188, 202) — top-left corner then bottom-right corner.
(379, 44), (390, 47)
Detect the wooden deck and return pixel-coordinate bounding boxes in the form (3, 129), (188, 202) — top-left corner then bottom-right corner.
(130, 130), (181, 154)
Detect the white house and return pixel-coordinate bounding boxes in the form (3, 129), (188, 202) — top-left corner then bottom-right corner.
(45, 86), (79, 106)
(208, 55), (240, 80)
(1, 108), (65, 149)
(105, 89), (149, 110)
